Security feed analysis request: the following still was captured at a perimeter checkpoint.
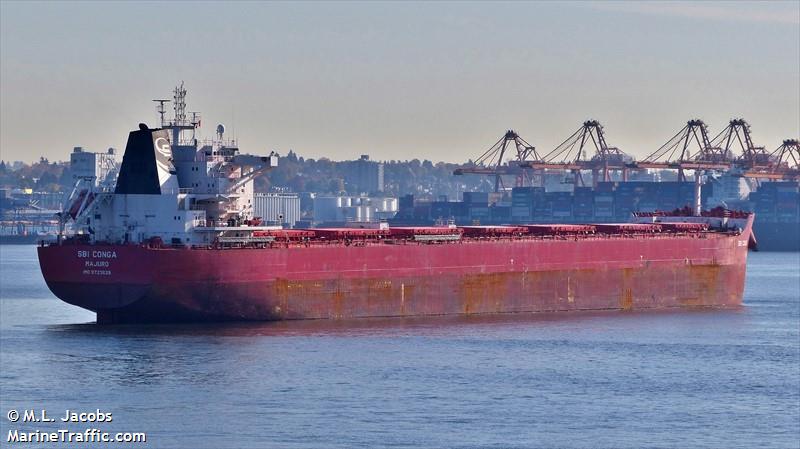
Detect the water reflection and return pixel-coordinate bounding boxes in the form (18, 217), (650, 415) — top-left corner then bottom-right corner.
(47, 306), (746, 338)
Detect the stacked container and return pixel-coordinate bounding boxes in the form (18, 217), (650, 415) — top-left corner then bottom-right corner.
(753, 182), (799, 222)
(490, 205), (511, 222)
(548, 191), (573, 218)
(463, 192), (489, 204)
(775, 183), (800, 222)
(430, 201), (453, 220)
(464, 191), (490, 222)
(511, 187), (536, 222)
(614, 183), (637, 219)
(573, 187), (594, 220)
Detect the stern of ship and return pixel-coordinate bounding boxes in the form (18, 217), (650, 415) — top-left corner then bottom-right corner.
(37, 243), (155, 323)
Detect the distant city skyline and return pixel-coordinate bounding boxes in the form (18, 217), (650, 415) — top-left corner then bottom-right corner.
(1, 1), (798, 163)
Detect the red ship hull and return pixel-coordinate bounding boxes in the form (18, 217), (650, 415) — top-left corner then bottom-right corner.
(38, 229), (751, 324)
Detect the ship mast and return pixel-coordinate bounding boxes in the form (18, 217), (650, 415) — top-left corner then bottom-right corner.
(163, 82), (197, 145)
(152, 99), (170, 128)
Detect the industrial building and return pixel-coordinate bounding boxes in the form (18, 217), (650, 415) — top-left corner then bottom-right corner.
(312, 195), (397, 224)
(343, 155), (384, 194)
(69, 147), (118, 187)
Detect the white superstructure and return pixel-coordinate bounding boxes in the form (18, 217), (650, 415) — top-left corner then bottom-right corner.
(60, 85), (278, 246)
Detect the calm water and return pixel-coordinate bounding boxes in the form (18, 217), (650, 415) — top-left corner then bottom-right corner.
(0, 245), (798, 449)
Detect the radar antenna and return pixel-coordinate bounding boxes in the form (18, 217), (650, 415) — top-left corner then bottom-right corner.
(189, 111), (201, 140)
(152, 99), (171, 127)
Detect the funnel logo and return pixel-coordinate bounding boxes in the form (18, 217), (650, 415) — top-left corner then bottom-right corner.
(154, 137), (170, 154)
(152, 131), (178, 190)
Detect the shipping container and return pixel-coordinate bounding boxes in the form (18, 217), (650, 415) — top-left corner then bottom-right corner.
(595, 194), (614, 202)
(594, 210), (614, 218)
(463, 191), (489, 205)
(511, 206), (531, 218)
(430, 201), (452, 217)
(532, 205), (552, 219)
(469, 207), (490, 218)
(595, 182), (618, 192)
(511, 197), (534, 205)
(491, 206), (511, 221)
(637, 202), (659, 212)
(450, 203), (468, 218)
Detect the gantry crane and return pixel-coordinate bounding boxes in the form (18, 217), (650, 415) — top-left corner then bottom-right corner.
(522, 120), (632, 188)
(711, 119), (799, 181)
(453, 130), (542, 192)
(772, 139), (800, 169)
(713, 118), (771, 168)
(454, 120), (798, 196)
(631, 119), (732, 181)
(630, 119), (798, 213)
(740, 138), (800, 180)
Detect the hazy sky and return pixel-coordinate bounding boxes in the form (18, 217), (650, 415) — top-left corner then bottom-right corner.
(1, 1), (798, 163)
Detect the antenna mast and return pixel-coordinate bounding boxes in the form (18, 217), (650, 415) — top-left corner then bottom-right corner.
(163, 82), (197, 145)
(173, 82), (187, 126)
(152, 99), (171, 127)
(189, 111), (201, 140)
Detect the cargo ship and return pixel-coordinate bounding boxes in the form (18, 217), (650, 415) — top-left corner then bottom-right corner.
(37, 88), (755, 324)
(748, 181), (800, 251)
(394, 179), (798, 251)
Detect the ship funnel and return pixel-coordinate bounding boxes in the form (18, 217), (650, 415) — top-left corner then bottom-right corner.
(115, 126), (179, 194)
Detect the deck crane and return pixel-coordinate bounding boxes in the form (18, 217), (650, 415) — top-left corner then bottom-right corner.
(526, 120), (632, 188)
(453, 130), (542, 192)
